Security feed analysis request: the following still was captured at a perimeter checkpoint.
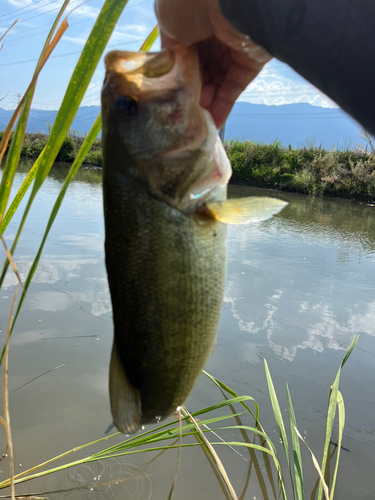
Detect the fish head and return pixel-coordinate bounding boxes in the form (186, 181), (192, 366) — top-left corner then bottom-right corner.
(101, 46), (231, 210)
(102, 46), (205, 155)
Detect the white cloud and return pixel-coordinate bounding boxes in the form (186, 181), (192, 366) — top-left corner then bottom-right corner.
(63, 35), (87, 46)
(224, 274), (372, 363)
(224, 283), (261, 335)
(6, 0), (33, 6)
(109, 29), (144, 42)
(87, 81), (101, 90)
(119, 24), (148, 34)
(59, 233), (103, 252)
(72, 3), (101, 19)
(1, 256), (102, 289)
(28, 286), (111, 317)
(240, 63), (339, 109)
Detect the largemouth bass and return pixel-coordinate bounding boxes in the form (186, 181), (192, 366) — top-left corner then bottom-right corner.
(101, 45), (286, 434)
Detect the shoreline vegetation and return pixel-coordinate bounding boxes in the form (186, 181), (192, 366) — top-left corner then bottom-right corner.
(2, 130), (375, 201)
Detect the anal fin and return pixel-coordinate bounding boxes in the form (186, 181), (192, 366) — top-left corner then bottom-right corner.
(206, 196), (288, 224)
(109, 342), (142, 434)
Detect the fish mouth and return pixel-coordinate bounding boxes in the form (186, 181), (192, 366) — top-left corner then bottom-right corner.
(101, 45), (201, 112)
(104, 49), (176, 79)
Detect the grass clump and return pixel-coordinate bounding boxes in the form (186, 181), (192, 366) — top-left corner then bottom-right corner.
(3, 132), (375, 199)
(0, 131), (102, 166)
(226, 139), (375, 199)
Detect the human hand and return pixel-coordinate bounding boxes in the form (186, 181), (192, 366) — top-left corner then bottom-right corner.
(155, 0), (271, 128)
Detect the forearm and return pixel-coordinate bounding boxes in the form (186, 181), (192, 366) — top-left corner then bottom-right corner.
(219, 0), (375, 135)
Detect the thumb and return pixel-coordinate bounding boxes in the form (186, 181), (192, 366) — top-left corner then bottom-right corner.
(155, 0), (214, 45)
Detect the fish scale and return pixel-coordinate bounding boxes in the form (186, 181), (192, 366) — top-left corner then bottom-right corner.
(103, 175), (226, 425)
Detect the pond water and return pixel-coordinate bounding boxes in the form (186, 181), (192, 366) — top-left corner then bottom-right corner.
(0, 160), (375, 499)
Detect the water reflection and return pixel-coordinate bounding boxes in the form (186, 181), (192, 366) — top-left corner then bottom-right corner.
(226, 186), (375, 362)
(15, 159), (103, 186)
(231, 184), (375, 253)
(26, 457), (156, 500)
(1, 163), (375, 499)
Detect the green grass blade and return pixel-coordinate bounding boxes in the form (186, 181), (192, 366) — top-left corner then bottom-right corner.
(1, 444), (201, 489)
(0, 411), (261, 489)
(204, 369), (287, 498)
(211, 440), (288, 500)
(181, 406), (239, 500)
(96, 395), (257, 455)
(0, 374), (287, 500)
(0, 91), (34, 221)
(0, 159), (40, 235)
(330, 391), (344, 500)
(294, 426), (330, 500)
(93, 414), (244, 457)
(0, 0), (70, 221)
(140, 24), (159, 51)
(203, 370), (259, 423)
(92, 397), (254, 458)
(317, 371), (339, 500)
(0, 27), (158, 238)
(287, 384), (304, 500)
(4, 440), (280, 491)
(264, 359), (296, 500)
(95, 427), (228, 454)
(317, 334), (358, 500)
(0, 115), (102, 365)
(192, 396), (258, 418)
(0, 0), (131, 292)
(0, 398), (249, 486)
(31, 0), (129, 188)
(0, 424), (122, 486)
(340, 334), (359, 369)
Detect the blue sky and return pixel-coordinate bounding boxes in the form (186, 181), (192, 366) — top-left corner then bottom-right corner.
(0, 0), (337, 111)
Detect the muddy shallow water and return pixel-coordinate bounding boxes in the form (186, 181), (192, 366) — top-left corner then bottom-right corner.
(0, 161), (374, 499)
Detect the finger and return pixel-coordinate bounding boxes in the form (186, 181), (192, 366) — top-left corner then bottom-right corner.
(160, 30), (178, 49)
(208, 62), (262, 128)
(155, 0), (214, 45)
(208, 98), (234, 130)
(200, 83), (216, 109)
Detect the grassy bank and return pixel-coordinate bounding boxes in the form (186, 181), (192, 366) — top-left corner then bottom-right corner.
(226, 139), (375, 200)
(2, 131), (375, 199)
(0, 130), (102, 165)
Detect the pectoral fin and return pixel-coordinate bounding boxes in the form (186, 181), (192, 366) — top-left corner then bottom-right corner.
(109, 342), (142, 434)
(206, 197), (288, 224)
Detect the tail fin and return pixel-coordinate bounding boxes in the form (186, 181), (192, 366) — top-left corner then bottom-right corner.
(109, 342), (142, 434)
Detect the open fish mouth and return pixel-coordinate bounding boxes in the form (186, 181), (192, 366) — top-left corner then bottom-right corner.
(101, 45), (202, 114)
(101, 44), (216, 205)
(104, 49), (176, 79)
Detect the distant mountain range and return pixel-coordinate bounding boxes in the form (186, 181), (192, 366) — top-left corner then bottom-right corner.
(226, 102), (365, 149)
(0, 102), (366, 149)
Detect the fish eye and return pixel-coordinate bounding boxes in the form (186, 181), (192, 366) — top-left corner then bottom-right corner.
(113, 95), (138, 116)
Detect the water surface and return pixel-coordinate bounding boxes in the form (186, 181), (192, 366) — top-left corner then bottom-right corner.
(0, 161), (374, 499)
